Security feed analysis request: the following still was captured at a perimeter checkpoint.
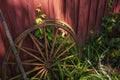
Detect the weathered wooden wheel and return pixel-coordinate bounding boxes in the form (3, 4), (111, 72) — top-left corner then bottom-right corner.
(2, 19), (79, 80)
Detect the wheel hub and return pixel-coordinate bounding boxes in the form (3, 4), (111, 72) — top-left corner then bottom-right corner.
(44, 60), (54, 70)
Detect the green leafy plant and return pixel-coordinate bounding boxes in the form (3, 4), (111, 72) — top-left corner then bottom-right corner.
(30, 5), (79, 80)
(101, 12), (120, 68)
(81, 2), (120, 79)
(28, 3), (120, 80)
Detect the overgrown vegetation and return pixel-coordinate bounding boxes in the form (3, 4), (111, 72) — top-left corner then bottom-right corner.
(28, 3), (120, 80)
(81, 1), (120, 79)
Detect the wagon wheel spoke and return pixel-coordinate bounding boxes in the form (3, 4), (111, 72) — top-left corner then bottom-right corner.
(5, 62), (43, 66)
(60, 54), (75, 61)
(32, 68), (45, 78)
(16, 38), (24, 47)
(52, 34), (70, 59)
(16, 34), (27, 45)
(9, 66), (43, 80)
(29, 33), (46, 61)
(22, 59), (43, 66)
(40, 69), (47, 78)
(44, 70), (48, 78)
(17, 46), (44, 63)
(29, 32), (44, 48)
(50, 29), (58, 59)
(22, 47), (39, 53)
(43, 27), (49, 60)
(32, 68), (43, 78)
(4, 59), (37, 64)
(22, 62), (43, 66)
(57, 42), (75, 58)
(25, 67), (43, 77)
(22, 59), (37, 62)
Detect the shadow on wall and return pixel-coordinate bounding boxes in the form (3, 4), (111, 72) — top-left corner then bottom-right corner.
(61, 0), (80, 33)
(0, 0), (80, 77)
(0, 0), (47, 77)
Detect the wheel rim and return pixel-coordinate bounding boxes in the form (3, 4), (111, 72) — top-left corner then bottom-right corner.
(2, 19), (79, 80)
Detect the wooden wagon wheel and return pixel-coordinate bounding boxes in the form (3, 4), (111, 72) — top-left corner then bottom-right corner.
(2, 19), (79, 80)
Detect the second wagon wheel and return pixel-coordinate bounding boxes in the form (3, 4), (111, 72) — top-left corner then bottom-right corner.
(2, 19), (79, 80)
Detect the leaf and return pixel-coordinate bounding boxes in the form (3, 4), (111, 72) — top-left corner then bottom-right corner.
(56, 38), (63, 44)
(34, 28), (44, 39)
(35, 18), (42, 24)
(66, 39), (72, 45)
(36, 8), (41, 13)
(34, 29), (40, 37)
(46, 27), (51, 33)
(47, 34), (53, 41)
(39, 28), (43, 34)
(41, 14), (46, 19)
(111, 18), (116, 23)
(46, 27), (54, 33)
(61, 33), (65, 38)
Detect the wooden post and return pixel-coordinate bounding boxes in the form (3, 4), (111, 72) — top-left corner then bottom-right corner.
(0, 9), (27, 80)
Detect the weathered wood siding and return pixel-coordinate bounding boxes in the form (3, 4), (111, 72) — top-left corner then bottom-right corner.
(0, 0), (120, 76)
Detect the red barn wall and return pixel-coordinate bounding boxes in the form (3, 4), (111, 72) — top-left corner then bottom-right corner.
(0, 0), (120, 77)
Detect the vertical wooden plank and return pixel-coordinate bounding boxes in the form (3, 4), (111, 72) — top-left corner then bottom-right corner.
(25, 0), (35, 25)
(87, 0), (98, 41)
(0, 24), (6, 77)
(114, 0), (120, 13)
(65, 0), (75, 30)
(0, 32), (5, 56)
(7, 0), (16, 37)
(85, 0), (91, 41)
(104, 0), (118, 15)
(117, 0), (120, 12)
(1, 0), (29, 39)
(28, 0), (41, 21)
(5, 0), (49, 38)
(0, 0), (11, 50)
(112, 0), (118, 13)
(11, 0), (30, 38)
(95, 0), (106, 35)
(52, 0), (66, 20)
(48, 0), (55, 18)
(77, 0), (91, 45)
(66, 0), (78, 32)
(103, 0), (109, 16)
(40, 0), (49, 18)
(74, 0), (80, 34)
(53, 0), (61, 19)
(60, 0), (66, 21)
